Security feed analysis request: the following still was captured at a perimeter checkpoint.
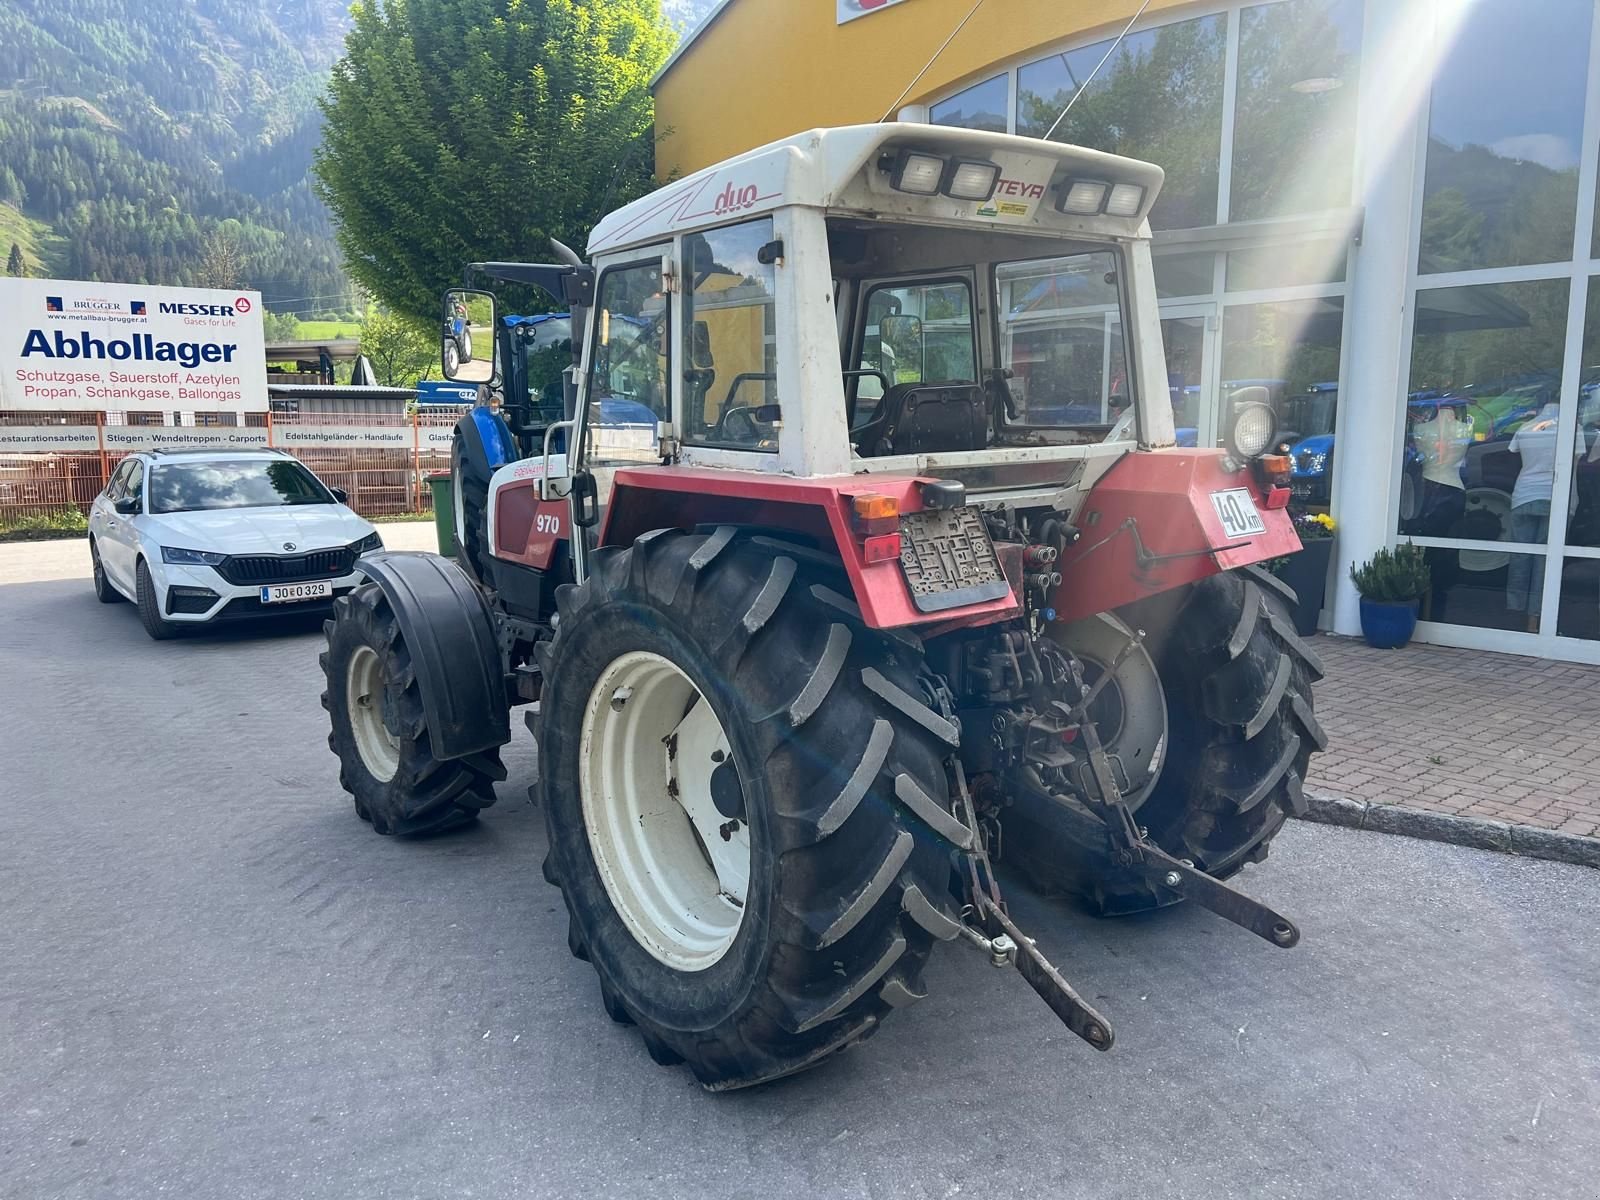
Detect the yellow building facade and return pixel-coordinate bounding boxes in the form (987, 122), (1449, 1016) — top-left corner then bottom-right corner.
(653, 0), (1193, 180)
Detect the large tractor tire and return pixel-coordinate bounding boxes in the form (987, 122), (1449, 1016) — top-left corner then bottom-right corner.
(320, 583), (505, 835)
(1004, 566), (1326, 915)
(535, 529), (968, 1090)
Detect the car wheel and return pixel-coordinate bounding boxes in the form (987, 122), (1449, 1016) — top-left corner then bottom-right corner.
(135, 558), (179, 640)
(91, 539), (123, 604)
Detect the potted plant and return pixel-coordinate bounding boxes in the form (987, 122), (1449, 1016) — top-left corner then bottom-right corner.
(1274, 509), (1336, 635)
(1349, 542), (1431, 649)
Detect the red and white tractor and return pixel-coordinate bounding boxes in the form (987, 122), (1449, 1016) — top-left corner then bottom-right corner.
(320, 124), (1325, 1090)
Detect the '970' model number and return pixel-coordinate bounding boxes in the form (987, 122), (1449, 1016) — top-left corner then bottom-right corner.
(534, 512), (562, 535)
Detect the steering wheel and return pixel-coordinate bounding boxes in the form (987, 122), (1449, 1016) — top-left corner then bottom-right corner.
(712, 402), (780, 445)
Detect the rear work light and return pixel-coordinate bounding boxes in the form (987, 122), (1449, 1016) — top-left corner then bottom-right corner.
(1056, 179), (1110, 215)
(887, 149), (945, 195)
(1105, 182), (1146, 217)
(942, 158), (1001, 202)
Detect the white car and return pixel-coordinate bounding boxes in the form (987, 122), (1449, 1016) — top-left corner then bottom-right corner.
(87, 448), (382, 640)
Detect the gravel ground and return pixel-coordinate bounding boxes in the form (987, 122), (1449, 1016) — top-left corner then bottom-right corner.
(3, 546), (1598, 1200)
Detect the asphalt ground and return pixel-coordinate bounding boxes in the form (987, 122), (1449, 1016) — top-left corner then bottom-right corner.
(3, 540), (1598, 1200)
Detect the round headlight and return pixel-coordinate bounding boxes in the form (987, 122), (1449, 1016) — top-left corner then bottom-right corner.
(1229, 402), (1277, 459)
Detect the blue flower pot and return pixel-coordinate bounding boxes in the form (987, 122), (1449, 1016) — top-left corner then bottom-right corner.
(1359, 598), (1419, 649)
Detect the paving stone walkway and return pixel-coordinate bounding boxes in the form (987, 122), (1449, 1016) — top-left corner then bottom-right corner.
(1308, 634), (1600, 837)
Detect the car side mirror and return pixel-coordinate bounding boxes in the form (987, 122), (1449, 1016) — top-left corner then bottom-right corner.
(442, 288), (497, 384)
(113, 495), (140, 516)
(331, 487), (349, 504)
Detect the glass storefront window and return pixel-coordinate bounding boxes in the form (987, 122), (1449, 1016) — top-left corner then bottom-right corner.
(1420, 548), (1548, 633)
(1017, 15), (1227, 230)
(1570, 277), (1600, 547)
(1153, 251), (1215, 298)
(1231, 0), (1363, 222)
(1557, 557), (1600, 640)
(1403, 280), (1571, 541)
(930, 74), (1007, 133)
(1226, 240), (1346, 291)
(1418, 0), (1592, 274)
(1222, 298), (1344, 498)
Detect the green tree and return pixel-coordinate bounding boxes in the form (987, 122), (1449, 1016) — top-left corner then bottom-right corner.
(314, 0), (675, 322)
(262, 310), (303, 340)
(361, 304), (437, 386)
(5, 242), (24, 277)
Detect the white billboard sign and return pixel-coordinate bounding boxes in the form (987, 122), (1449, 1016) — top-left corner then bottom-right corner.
(273, 424), (413, 450)
(0, 277), (267, 413)
(838, 0), (913, 23)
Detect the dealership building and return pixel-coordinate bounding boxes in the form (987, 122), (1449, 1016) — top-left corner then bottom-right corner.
(653, 0), (1600, 662)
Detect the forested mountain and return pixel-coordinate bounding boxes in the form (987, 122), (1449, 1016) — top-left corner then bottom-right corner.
(0, 0), (358, 316)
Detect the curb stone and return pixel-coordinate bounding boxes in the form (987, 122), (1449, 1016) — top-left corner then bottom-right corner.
(1297, 791), (1600, 869)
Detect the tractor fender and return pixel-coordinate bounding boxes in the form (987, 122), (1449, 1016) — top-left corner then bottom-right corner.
(1050, 448), (1300, 623)
(356, 551), (510, 761)
(598, 466), (1020, 631)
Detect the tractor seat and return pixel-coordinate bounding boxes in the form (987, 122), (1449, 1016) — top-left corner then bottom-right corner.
(852, 381), (988, 457)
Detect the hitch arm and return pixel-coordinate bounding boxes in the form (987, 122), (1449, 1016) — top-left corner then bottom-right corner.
(974, 895), (1114, 1051)
(1134, 846), (1300, 949)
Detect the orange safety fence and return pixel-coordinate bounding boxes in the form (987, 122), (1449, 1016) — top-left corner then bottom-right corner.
(0, 409), (466, 526)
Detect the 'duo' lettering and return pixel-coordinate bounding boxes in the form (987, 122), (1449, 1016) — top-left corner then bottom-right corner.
(714, 182), (760, 215)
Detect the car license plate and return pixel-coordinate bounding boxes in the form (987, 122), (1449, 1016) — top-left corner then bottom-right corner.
(1210, 488), (1266, 539)
(260, 580), (333, 604)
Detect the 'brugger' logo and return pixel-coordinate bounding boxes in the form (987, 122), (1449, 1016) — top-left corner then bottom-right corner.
(46, 296), (62, 312)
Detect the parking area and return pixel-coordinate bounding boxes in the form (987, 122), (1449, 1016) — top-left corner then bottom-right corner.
(4, 544), (1599, 1200)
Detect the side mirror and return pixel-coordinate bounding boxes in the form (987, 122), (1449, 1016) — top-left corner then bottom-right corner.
(113, 495), (140, 516)
(878, 313), (923, 349)
(330, 487), (349, 504)
(442, 288), (496, 384)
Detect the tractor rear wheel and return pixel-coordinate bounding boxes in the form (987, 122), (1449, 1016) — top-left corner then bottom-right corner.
(536, 529), (967, 1090)
(1004, 566), (1326, 914)
(320, 583), (505, 835)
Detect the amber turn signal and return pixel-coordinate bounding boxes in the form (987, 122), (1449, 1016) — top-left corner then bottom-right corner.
(852, 493), (899, 520)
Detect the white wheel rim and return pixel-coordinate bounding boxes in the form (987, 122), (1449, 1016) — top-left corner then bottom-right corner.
(580, 651), (750, 972)
(347, 643), (400, 783)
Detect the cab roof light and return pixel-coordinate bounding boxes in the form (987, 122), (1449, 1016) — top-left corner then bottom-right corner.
(1056, 178), (1109, 215)
(1105, 182), (1146, 217)
(885, 149), (945, 196)
(942, 158), (1001, 202)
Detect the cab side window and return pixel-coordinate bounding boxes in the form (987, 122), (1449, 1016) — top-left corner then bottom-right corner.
(682, 217), (780, 451)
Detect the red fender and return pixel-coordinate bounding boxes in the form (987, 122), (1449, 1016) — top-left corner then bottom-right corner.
(600, 466), (1021, 630)
(1050, 449), (1299, 623)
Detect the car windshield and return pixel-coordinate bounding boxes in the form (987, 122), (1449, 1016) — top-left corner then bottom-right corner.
(147, 459), (334, 514)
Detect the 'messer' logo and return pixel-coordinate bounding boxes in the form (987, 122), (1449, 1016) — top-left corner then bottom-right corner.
(234, 296), (252, 314)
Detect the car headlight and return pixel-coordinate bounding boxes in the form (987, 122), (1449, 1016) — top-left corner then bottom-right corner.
(161, 546), (226, 566)
(1228, 402), (1277, 459)
(353, 532), (383, 555)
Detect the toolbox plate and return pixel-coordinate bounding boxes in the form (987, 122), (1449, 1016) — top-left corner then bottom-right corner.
(898, 507), (1012, 614)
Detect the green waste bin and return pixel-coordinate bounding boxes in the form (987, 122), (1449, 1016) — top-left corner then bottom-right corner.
(426, 471), (456, 558)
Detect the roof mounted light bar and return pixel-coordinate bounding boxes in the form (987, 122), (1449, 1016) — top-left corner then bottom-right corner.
(1054, 177), (1147, 218)
(882, 148), (1001, 203)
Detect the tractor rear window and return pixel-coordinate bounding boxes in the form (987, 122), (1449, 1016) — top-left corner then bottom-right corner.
(995, 251), (1133, 440)
(682, 217), (780, 452)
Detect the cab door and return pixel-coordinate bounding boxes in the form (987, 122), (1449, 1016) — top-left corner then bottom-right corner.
(569, 250), (673, 574)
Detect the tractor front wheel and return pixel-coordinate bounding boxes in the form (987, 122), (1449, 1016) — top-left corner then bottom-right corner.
(320, 583), (505, 835)
(536, 530), (968, 1090)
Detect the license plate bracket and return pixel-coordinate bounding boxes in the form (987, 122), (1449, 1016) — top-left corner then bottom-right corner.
(260, 580), (334, 604)
(898, 507), (1011, 614)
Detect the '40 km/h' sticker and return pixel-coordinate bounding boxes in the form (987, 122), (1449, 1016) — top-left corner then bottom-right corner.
(1210, 488), (1267, 539)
